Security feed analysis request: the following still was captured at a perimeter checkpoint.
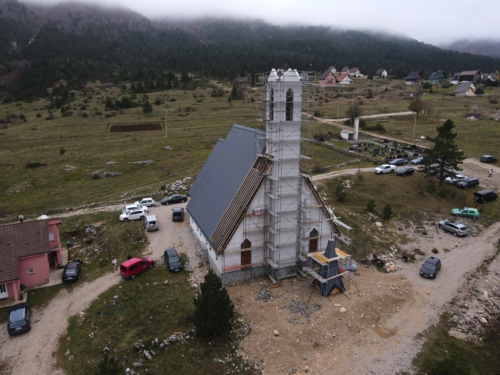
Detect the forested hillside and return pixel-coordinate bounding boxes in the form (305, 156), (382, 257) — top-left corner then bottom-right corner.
(1, 0), (500, 100)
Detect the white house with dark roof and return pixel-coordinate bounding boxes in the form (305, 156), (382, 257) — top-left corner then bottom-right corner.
(187, 69), (339, 285)
(376, 68), (387, 78)
(454, 81), (476, 96)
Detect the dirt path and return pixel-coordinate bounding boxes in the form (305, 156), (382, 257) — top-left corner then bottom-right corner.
(0, 201), (202, 375)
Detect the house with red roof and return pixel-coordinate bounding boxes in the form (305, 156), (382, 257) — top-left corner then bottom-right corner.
(337, 73), (353, 85)
(0, 219), (63, 302)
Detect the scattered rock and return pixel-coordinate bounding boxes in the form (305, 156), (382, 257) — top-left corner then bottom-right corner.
(89, 333), (95, 339)
(144, 350), (152, 361)
(340, 307), (347, 313)
(273, 330), (279, 336)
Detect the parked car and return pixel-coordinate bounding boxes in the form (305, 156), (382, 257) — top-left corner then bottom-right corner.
(62, 261), (81, 282)
(456, 178), (479, 189)
(438, 220), (468, 237)
(122, 204), (149, 214)
(436, 169), (456, 179)
(411, 156), (424, 165)
(420, 257), (441, 279)
(120, 257), (155, 279)
(445, 174), (467, 185)
(172, 207), (185, 222)
(451, 207), (480, 219)
(164, 248), (183, 272)
(7, 303), (31, 335)
(161, 194), (188, 205)
(374, 164), (397, 174)
(396, 166), (415, 176)
(134, 198), (156, 207)
(119, 208), (147, 222)
(388, 158), (408, 166)
(473, 189), (498, 203)
(480, 155), (497, 163)
(145, 215), (159, 231)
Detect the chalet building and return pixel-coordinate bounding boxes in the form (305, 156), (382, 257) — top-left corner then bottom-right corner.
(340, 67), (350, 73)
(0, 219), (63, 302)
(450, 72), (461, 85)
(337, 73), (353, 85)
(328, 66), (336, 73)
(458, 70), (482, 83)
(348, 68), (362, 77)
(319, 69), (337, 87)
(454, 81), (476, 96)
(428, 71), (446, 84)
(376, 68), (388, 78)
(186, 69), (342, 285)
(405, 71), (423, 85)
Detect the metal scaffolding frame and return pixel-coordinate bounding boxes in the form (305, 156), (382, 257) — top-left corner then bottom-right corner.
(253, 70), (337, 281)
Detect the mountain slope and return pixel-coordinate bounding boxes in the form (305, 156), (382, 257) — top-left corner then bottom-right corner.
(441, 39), (500, 59)
(1, 1), (500, 98)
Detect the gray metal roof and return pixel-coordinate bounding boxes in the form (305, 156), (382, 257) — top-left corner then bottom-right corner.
(187, 124), (265, 241)
(454, 81), (474, 93)
(428, 71), (445, 80)
(406, 71), (422, 80)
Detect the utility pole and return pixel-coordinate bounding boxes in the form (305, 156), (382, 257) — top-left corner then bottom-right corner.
(412, 113), (417, 141)
(163, 109), (174, 137)
(337, 104), (339, 120)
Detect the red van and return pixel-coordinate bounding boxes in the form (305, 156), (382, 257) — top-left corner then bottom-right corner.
(120, 257), (155, 279)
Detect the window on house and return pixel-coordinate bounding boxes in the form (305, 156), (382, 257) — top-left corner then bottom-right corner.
(28, 268), (34, 275)
(241, 238), (252, 249)
(308, 229), (318, 253)
(286, 89), (294, 121)
(49, 232), (55, 241)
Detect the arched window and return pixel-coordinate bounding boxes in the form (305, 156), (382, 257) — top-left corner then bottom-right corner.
(286, 88), (294, 121)
(241, 238), (252, 266)
(269, 89), (274, 121)
(308, 228), (318, 253)
(241, 238), (252, 249)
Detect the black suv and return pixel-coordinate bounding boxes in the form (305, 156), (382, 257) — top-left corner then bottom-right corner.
(474, 189), (498, 203)
(420, 257), (441, 279)
(456, 177), (479, 189)
(164, 247), (183, 272)
(480, 155), (497, 163)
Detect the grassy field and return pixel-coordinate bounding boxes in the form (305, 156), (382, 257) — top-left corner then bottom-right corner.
(2, 77), (499, 221)
(56, 264), (257, 375)
(317, 169), (499, 259)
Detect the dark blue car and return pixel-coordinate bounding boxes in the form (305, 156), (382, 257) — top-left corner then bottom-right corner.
(7, 303), (31, 335)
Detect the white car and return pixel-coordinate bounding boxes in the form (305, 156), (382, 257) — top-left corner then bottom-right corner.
(122, 204), (149, 214)
(134, 198), (156, 207)
(445, 174), (467, 185)
(374, 164), (397, 174)
(119, 208), (147, 222)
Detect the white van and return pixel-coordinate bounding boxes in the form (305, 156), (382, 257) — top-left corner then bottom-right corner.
(145, 215), (159, 231)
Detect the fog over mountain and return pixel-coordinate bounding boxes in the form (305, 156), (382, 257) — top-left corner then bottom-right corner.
(19, 0), (500, 45)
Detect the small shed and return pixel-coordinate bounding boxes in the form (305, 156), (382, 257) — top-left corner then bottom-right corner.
(454, 82), (476, 96)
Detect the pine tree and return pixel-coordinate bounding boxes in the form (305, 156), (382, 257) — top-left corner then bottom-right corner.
(94, 354), (123, 375)
(193, 269), (235, 340)
(142, 100), (153, 115)
(422, 119), (465, 187)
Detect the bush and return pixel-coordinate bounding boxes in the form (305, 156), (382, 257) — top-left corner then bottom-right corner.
(423, 82), (432, 89)
(193, 269), (235, 340)
(25, 162), (45, 168)
(366, 199), (376, 212)
(94, 354), (123, 375)
(383, 204), (393, 220)
(36, 113), (42, 118)
(475, 87), (485, 95)
(335, 181), (347, 202)
(432, 248), (439, 254)
(490, 99), (499, 104)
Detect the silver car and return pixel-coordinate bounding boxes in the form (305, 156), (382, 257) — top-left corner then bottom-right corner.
(438, 220), (468, 237)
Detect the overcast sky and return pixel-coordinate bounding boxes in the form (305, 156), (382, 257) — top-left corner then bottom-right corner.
(28, 0), (500, 45)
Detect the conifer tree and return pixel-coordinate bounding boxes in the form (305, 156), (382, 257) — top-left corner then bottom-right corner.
(193, 269), (235, 340)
